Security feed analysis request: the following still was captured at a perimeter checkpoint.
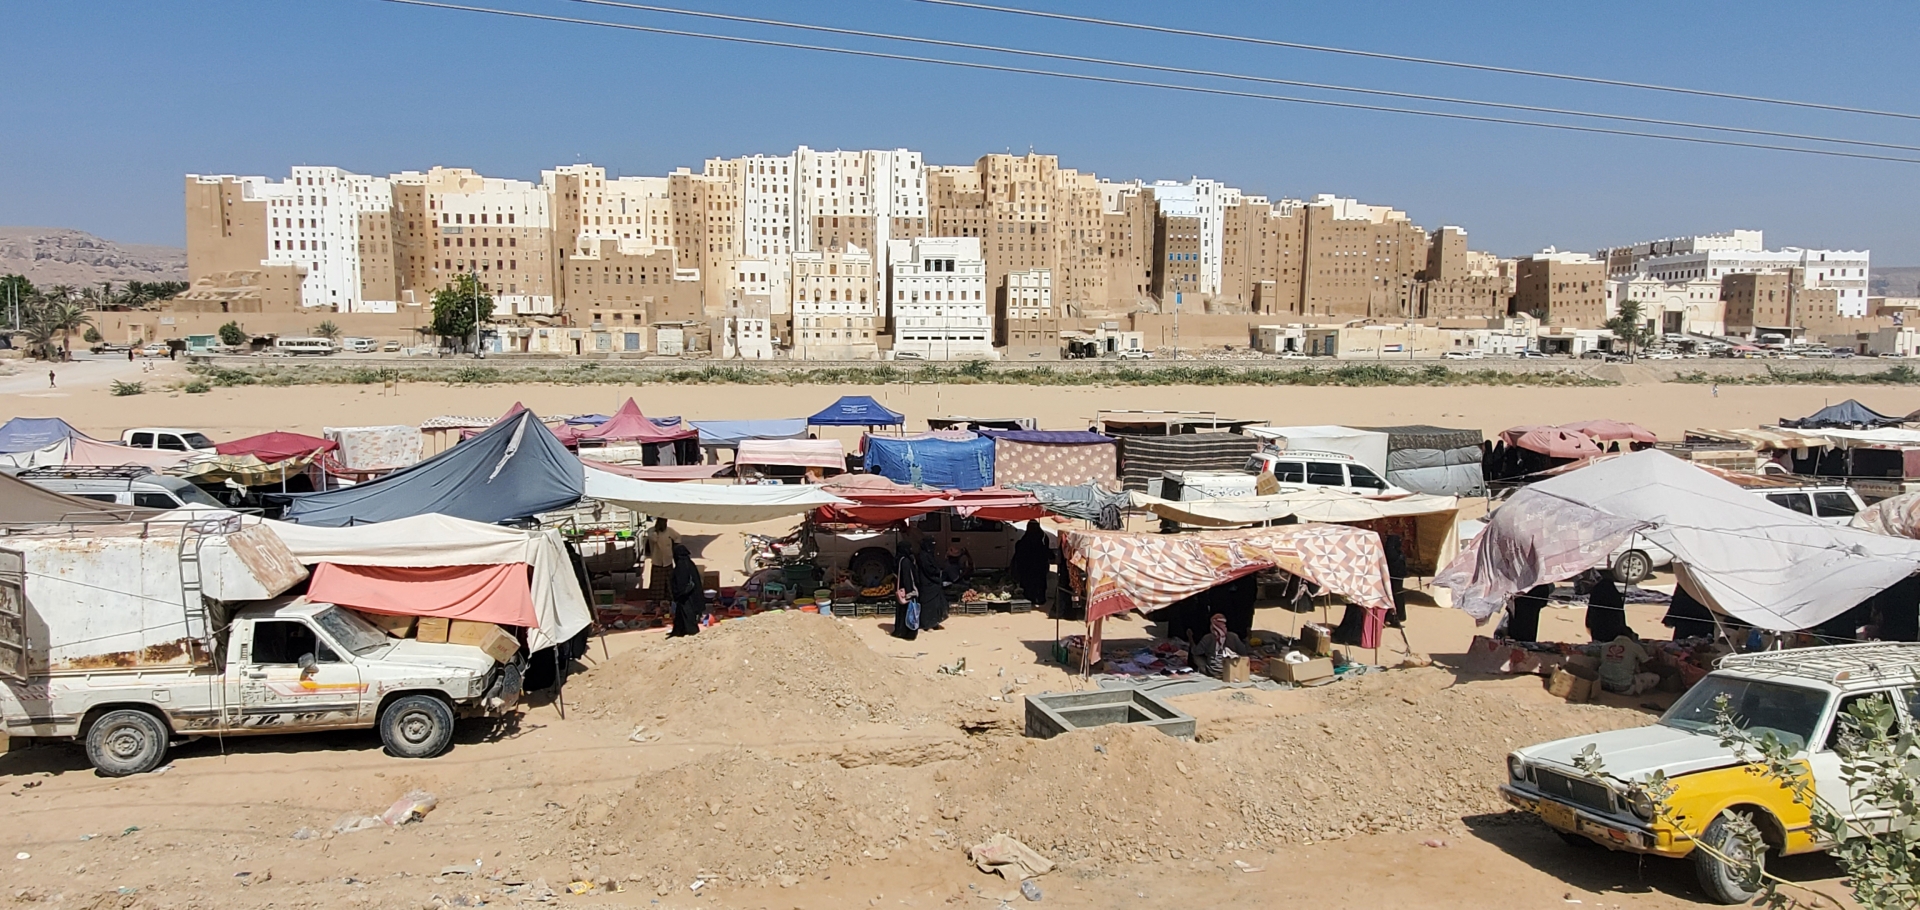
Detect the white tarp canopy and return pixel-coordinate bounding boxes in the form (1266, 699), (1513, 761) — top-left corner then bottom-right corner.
(583, 465), (848, 524)
(1436, 449), (1920, 630)
(1243, 425), (1390, 475)
(260, 513), (592, 652)
(1810, 427), (1920, 449)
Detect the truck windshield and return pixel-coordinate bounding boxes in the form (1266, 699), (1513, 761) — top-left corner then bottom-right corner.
(1659, 676), (1829, 752)
(312, 607), (392, 656)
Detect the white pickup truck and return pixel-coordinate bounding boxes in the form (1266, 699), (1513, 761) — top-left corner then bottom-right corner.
(0, 518), (520, 776)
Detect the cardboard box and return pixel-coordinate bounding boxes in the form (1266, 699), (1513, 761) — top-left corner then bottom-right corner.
(356, 611), (417, 638)
(1299, 623), (1334, 658)
(415, 616), (451, 644)
(1221, 655), (1251, 684)
(448, 620), (520, 664)
(1548, 665), (1598, 703)
(1268, 657), (1335, 684)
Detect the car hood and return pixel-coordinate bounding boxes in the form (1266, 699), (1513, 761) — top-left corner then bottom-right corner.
(1518, 723), (1744, 781)
(367, 639), (496, 677)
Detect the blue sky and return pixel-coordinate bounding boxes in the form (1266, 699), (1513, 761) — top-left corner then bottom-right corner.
(4, 0), (1918, 261)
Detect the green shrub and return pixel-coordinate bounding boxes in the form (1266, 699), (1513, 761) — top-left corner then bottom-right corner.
(109, 380), (145, 397)
(182, 379), (210, 394)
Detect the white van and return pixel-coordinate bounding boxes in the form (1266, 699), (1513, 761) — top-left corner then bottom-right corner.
(273, 336), (335, 356)
(1245, 451), (1411, 497)
(1758, 485), (1866, 526)
(17, 466), (225, 510)
(341, 337), (376, 353)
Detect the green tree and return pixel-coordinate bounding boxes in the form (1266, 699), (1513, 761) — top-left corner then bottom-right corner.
(20, 297), (93, 360)
(83, 326), (103, 344)
(1605, 298), (1656, 361)
(0, 274), (33, 327)
(217, 321), (246, 347)
(429, 273), (492, 352)
(312, 320), (342, 342)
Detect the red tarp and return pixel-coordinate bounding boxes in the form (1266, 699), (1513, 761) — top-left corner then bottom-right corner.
(577, 399), (697, 444)
(1499, 426), (1605, 459)
(308, 562), (537, 629)
(1558, 419), (1658, 444)
(215, 431), (337, 462)
(816, 475), (1045, 523)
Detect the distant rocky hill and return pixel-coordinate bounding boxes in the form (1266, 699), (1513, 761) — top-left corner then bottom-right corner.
(0, 227), (186, 288)
(1871, 267), (1920, 298)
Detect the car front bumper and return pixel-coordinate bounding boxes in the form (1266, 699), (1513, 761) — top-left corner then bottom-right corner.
(1500, 785), (1683, 857)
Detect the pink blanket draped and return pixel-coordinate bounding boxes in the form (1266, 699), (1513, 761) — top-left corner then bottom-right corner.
(309, 562), (537, 628)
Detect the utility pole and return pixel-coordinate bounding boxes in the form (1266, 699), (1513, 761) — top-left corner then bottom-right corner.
(469, 269), (482, 356)
(1173, 291), (1180, 361)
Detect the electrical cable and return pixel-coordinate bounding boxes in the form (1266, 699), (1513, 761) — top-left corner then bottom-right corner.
(560, 0), (1920, 155)
(376, 0), (1920, 165)
(917, 0), (1920, 123)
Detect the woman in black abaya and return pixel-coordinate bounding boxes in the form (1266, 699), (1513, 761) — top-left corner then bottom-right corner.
(667, 543), (704, 637)
(1010, 521), (1052, 606)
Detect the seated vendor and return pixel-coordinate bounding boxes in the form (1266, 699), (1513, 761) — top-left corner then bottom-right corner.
(938, 539), (974, 585)
(1190, 613), (1252, 679)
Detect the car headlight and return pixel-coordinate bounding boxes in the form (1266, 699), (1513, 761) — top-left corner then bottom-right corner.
(1625, 786), (1655, 821)
(1507, 753), (1528, 782)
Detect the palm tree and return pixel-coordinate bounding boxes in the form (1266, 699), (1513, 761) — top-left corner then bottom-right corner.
(39, 299), (93, 360)
(312, 320), (342, 343)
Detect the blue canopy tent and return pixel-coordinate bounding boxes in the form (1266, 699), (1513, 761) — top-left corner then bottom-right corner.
(864, 433), (995, 491)
(0, 417), (93, 453)
(279, 410), (584, 526)
(808, 396), (904, 428)
(1780, 399), (1903, 429)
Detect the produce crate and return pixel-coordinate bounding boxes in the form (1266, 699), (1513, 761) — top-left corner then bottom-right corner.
(956, 600), (992, 616)
(1006, 598), (1034, 614)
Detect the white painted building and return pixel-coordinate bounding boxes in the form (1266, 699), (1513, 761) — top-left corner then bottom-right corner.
(791, 245), (879, 360)
(1149, 178), (1239, 296)
(256, 166), (395, 313)
(727, 315), (774, 360)
(1002, 268), (1053, 320)
(1599, 230), (1871, 317)
(1607, 276), (1727, 337)
(887, 236), (993, 360)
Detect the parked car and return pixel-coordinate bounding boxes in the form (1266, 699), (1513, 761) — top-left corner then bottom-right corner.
(1502, 643), (1920, 903)
(341, 337), (377, 353)
(1116, 350), (1152, 360)
(1608, 533), (1673, 583)
(382, 340), (402, 352)
(120, 427), (217, 453)
(1245, 452), (1411, 497)
(1759, 485), (1865, 525)
(892, 351), (924, 361)
(138, 343), (169, 357)
(1514, 350), (1549, 359)
(1442, 350), (1483, 360)
(17, 465), (225, 510)
(89, 343), (131, 354)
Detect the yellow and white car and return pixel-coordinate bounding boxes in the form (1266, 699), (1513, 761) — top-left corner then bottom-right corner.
(1501, 642), (1920, 904)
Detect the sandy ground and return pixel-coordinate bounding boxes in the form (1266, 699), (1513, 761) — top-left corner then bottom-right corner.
(0, 359), (1909, 443)
(0, 372), (1881, 907)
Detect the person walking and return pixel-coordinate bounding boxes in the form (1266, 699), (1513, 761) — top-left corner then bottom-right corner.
(642, 518), (680, 600)
(666, 543), (703, 638)
(47, 369), (55, 388)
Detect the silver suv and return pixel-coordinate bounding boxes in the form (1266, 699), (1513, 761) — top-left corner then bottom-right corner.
(17, 466), (224, 510)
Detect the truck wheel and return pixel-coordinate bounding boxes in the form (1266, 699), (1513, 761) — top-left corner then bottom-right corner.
(85, 709), (169, 777)
(1692, 812), (1764, 905)
(379, 695), (455, 759)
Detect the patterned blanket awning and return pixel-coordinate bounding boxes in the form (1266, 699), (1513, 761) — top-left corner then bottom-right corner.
(1061, 524), (1392, 622)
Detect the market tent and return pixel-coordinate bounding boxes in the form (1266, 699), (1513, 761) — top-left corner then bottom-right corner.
(981, 429), (1117, 487)
(1435, 449), (1920, 630)
(1559, 419), (1658, 444)
(808, 395), (904, 427)
(1243, 425), (1389, 474)
(1812, 427), (1920, 449)
(582, 463), (847, 523)
(0, 471), (162, 526)
(0, 441), (66, 470)
(1128, 489), (1461, 574)
(1062, 525), (1392, 622)
(1115, 432), (1260, 493)
(280, 410), (583, 526)
(818, 483), (1044, 524)
(864, 432), (995, 490)
(215, 431), (336, 462)
(928, 416), (1036, 431)
(323, 425), (423, 471)
(1781, 399), (1903, 429)
(736, 438), (845, 470)
(582, 461), (727, 482)
(177, 452), (324, 487)
(0, 417), (93, 453)
(1498, 426), (1604, 459)
(688, 418), (809, 446)
(308, 562), (536, 630)
(1360, 425), (1485, 496)
(1852, 492), (1920, 538)
(262, 513), (590, 652)
(577, 399), (698, 444)
(64, 436), (197, 470)
(1684, 427), (1832, 454)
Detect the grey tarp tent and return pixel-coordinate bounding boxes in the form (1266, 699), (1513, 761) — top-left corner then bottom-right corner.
(1361, 425), (1486, 496)
(1779, 399), (1903, 429)
(1115, 433), (1260, 493)
(279, 410), (583, 526)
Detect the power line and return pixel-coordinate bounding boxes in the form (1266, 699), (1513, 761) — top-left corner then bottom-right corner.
(917, 0), (1920, 123)
(560, 0), (1920, 154)
(376, 0), (1920, 165)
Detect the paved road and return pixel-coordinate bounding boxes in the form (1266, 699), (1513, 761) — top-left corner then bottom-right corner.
(0, 355), (182, 397)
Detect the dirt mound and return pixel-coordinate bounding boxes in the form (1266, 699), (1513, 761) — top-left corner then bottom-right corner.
(551, 666), (1652, 891)
(569, 611), (970, 738)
